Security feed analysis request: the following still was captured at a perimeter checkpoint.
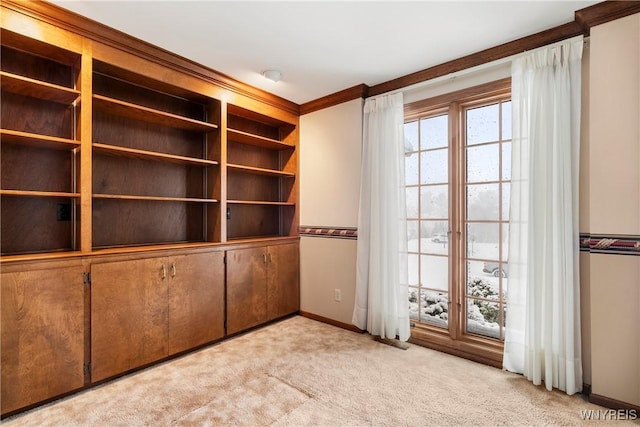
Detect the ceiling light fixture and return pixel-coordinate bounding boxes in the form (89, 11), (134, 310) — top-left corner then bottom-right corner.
(262, 70), (282, 83)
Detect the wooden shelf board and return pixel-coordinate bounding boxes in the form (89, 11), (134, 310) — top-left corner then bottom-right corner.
(1, 129), (80, 150)
(228, 104), (296, 127)
(0, 190), (79, 198)
(227, 200), (295, 206)
(91, 240), (195, 251)
(227, 128), (293, 150)
(93, 194), (218, 203)
(226, 235), (290, 242)
(0, 29), (81, 66)
(93, 143), (218, 166)
(0, 250), (82, 263)
(89, 241), (219, 255)
(93, 95), (219, 132)
(227, 163), (295, 177)
(1, 71), (79, 104)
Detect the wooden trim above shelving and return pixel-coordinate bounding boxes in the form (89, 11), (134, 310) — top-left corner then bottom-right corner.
(1, 71), (80, 104)
(0, 0), (299, 116)
(5, 0), (636, 116)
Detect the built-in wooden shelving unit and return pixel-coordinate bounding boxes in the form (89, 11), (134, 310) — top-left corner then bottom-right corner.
(0, 31), (81, 256)
(226, 104), (298, 240)
(0, 1), (299, 417)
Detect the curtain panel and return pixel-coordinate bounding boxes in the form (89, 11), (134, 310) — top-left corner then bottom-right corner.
(352, 92), (410, 341)
(503, 36), (584, 395)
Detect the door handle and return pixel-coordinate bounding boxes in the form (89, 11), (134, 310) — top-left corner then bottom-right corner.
(161, 264), (166, 279)
(171, 263), (176, 278)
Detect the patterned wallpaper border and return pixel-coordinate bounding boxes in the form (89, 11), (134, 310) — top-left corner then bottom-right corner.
(299, 226), (358, 240)
(580, 233), (640, 256)
(299, 228), (639, 255)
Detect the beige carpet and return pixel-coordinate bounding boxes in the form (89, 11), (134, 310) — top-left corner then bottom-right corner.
(2, 316), (634, 426)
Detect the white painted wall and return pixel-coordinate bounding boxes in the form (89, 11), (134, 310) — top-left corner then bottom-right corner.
(300, 99), (363, 228)
(588, 12), (640, 406)
(297, 32), (640, 401)
(403, 62), (510, 103)
(299, 99), (363, 325)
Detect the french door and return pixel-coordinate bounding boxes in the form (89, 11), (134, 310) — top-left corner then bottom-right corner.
(404, 79), (511, 365)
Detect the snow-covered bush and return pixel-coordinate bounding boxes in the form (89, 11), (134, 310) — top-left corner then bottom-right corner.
(423, 291), (448, 320)
(408, 290), (418, 304)
(467, 278), (500, 324)
(409, 279), (503, 335)
(408, 289), (448, 324)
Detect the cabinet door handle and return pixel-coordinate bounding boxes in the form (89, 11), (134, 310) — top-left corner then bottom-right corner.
(268, 253), (273, 263)
(161, 264), (166, 279)
(263, 253), (267, 264)
(171, 263), (176, 278)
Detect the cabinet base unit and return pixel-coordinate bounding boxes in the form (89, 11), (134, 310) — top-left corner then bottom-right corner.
(227, 241), (300, 335)
(1, 0), (299, 417)
(1, 261), (85, 415)
(90, 250), (226, 383)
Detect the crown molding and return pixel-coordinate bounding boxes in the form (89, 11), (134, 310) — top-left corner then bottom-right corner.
(368, 21), (584, 98)
(5, 0), (638, 115)
(304, 1), (640, 109)
(300, 84), (368, 115)
(575, 0), (640, 34)
(1, 0), (300, 116)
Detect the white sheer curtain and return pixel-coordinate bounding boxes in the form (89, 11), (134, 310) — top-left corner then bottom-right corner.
(352, 92), (410, 341)
(503, 36), (583, 394)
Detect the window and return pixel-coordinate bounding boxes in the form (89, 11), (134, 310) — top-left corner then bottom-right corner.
(404, 79), (511, 365)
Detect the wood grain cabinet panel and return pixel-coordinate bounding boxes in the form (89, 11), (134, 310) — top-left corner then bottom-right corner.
(168, 252), (225, 355)
(91, 257), (169, 383)
(1, 263), (85, 414)
(226, 247), (268, 335)
(267, 243), (300, 320)
(91, 251), (225, 382)
(226, 242), (299, 335)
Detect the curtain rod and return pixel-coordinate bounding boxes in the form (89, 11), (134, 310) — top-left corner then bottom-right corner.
(377, 35), (589, 99)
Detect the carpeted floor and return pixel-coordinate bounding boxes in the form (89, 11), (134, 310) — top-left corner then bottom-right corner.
(2, 316), (635, 426)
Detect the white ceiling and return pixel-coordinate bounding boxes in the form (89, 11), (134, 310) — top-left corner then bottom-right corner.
(49, 1), (599, 105)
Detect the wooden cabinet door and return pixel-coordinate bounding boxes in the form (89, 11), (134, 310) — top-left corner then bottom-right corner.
(1, 263), (85, 415)
(168, 251), (225, 355)
(91, 257), (168, 382)
(226, 247), (267, 335)
(267, 243), (300, 320)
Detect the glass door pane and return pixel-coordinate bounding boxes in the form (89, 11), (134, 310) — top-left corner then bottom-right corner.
(405, 114), (449, 329)
(464, 101), (510, 340)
